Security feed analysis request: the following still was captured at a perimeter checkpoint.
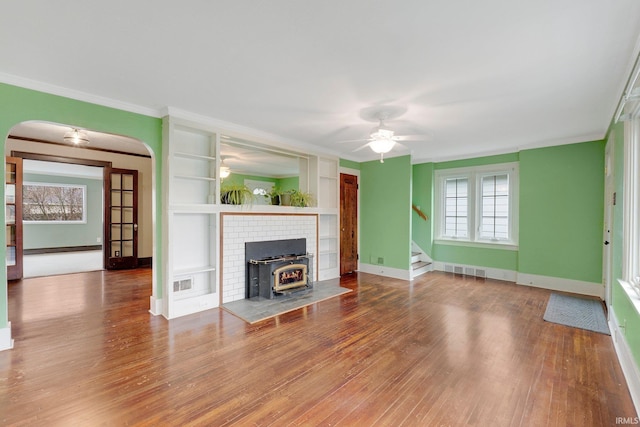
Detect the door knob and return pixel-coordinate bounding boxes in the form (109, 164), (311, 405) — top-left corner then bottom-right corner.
(604, 240), (610, 245)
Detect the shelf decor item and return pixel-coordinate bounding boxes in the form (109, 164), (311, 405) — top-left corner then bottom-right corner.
(266, 187), (282, 205)
(280, 190), (292, 206)
(290, 189), (314, 207)
(220, 183), (253, 205)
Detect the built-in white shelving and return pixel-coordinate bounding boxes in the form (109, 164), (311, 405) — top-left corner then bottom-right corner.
(163, 117), (220, 319)
(162, 113), (341, 317)
(317, 157), (340, 280)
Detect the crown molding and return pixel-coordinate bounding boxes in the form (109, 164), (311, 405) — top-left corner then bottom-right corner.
(0, 72), (161, 118)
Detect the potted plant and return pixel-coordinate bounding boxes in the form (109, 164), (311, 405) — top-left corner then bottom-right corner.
(220, 183), (253, 205)
(290, 189), (314, 207)
(267, 187), (282, 205)
(280, 189), (293, 206)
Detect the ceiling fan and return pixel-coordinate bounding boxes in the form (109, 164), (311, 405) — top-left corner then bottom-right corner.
(338, 110), (427, 163)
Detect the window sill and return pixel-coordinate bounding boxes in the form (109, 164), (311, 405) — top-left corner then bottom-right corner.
(618, 279), (640, 316)
(434, 239), (518, 251)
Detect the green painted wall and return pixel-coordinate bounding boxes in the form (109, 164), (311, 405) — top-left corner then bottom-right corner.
(360, 155), (412, 270)
(225, 173), (299, 193)
(0, 83), (163, 329)
(432, 244), (518, 270)
(340, 158), (361, 170)
(416, 145), (604, 282)
(411, 163), (433, 256)
(23, 174), (103, 249)
(224, 173), (277, 186)
(278, 176), (299, 192)
(519, 141), (604, 283)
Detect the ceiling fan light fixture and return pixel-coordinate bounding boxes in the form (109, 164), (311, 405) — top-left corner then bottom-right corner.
(369, 138), (396, 154)
(219, 158), (231, 178)
(63, 128), (90, 145)
(370, 127), (394, 141)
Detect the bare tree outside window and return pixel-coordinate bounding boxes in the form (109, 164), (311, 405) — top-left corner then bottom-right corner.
(23, 183), (86, 222)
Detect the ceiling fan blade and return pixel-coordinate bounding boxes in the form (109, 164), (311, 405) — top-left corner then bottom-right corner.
(336, 138), (371, 144)
(394, 134), (430, 141)
(353, 143), (371, 152)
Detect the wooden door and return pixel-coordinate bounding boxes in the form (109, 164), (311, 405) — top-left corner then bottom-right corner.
(106, 168), (138, 269)
(6, 157), (23, 280)
(340, 173), (358, 275)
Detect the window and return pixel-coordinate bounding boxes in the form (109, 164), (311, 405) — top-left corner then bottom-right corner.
(23, 182), (87, 223)
(435, 163), (518, 247)
(623, 118), (640, 295)
(444, 177), (468, 238)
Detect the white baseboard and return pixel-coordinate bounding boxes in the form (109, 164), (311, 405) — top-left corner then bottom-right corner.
(516, 272), (604, 299)
(359, 263), (411, 280)
(433, 261), (517, 282)
(609, 307), (640, 416)
(0, 322), (14, 352)
(165, 293), (218, 319)
(149, 296), (163, 316)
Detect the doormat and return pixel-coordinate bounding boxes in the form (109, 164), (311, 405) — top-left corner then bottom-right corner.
(543, 293), (610, 335)
(222, 282), (351, 324)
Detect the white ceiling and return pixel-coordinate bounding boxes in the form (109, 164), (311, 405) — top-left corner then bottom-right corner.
(2, 1), (640, 163)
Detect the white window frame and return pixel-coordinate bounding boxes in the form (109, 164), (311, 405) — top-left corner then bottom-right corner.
(623, 118), (640, 296)
(434, 162), (519, 249)
(22, 182), (87, 224)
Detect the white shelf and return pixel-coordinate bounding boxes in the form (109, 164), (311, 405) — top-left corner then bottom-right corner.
(174, 265), (216, 276)
(173, 174), (217, 182)
(318, 209), (339, 275)
(174, 151), (216, 161)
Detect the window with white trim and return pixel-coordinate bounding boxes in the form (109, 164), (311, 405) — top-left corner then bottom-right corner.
(435, 163), (518, 247)
(623, 118), (640, 295)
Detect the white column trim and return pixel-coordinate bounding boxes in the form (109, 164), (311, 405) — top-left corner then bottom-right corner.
(0, 322), (14, 352)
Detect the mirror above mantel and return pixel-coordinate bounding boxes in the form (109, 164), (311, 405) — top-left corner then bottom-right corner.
(219, 135), (310, 202)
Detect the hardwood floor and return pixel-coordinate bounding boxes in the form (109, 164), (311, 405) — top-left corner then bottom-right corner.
(1, 269), (636, 426)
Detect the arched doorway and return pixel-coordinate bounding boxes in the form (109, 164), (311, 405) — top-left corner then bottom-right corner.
(4, 121), (155, 311)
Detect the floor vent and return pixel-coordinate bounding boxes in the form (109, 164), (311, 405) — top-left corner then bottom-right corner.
(173, 277), (193, 292)
(443, 265), (487, 279)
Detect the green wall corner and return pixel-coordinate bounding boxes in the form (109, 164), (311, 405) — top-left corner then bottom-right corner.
(519, 141), (604, 283)
(360, 155), (412, 270)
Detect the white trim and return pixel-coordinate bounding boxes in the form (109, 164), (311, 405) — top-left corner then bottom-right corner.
(623, 119), (640, 295)
(609, 307), (640, 416)
(23, 182), (87, 224)
(359, 263), (411, 281)
(434, 162), (519, 247)
(618, 279), (640, 315)
(412, 134), (605, 164)
(0, 72), (160, 118)
(163, 107), (340, 158)
(433, 261), (516, 282)
(0, 322), (14, 352)
(516, 272), (604, 299)
(433, 239), (518, 251)
(149, 296), (163, 316)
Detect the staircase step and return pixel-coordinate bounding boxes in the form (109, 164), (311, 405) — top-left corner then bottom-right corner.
(412, 261), (431, 270)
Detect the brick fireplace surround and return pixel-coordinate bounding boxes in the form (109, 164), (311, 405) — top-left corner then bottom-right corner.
(220, 213), (317, 303)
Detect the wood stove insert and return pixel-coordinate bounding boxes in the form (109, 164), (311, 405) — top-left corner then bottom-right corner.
(246, 238), (313, 299)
